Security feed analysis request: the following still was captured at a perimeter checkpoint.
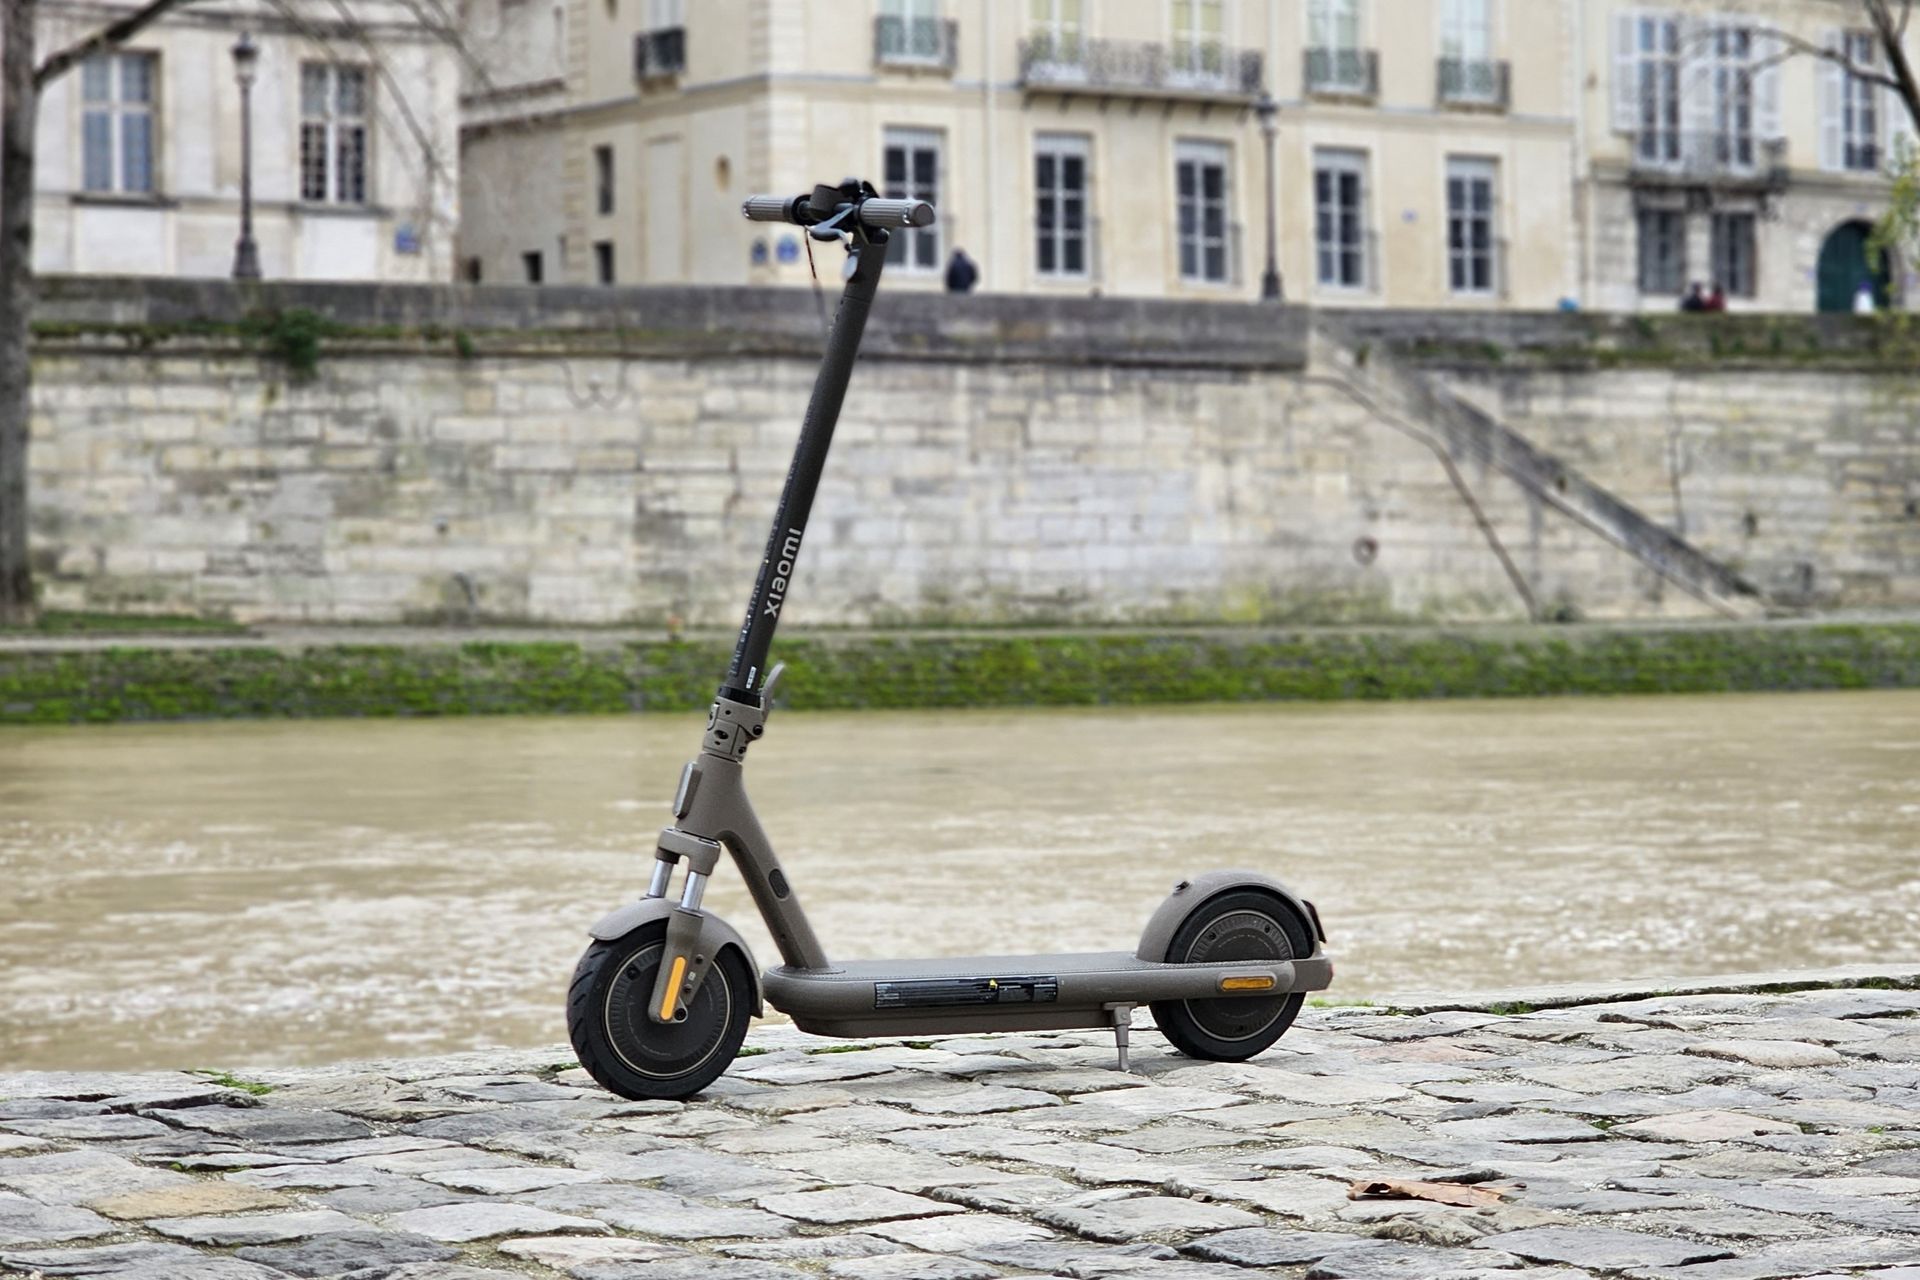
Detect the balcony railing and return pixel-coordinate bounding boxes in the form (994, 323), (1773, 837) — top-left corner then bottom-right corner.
(1630, 129), (1787, 187)
(1304, 46), (1378, 100)
(875, 15), (958, 71)
(633, 26), (685, 81)
(1438, 56), (1510, 110)
(1018, 35), (1264, 101)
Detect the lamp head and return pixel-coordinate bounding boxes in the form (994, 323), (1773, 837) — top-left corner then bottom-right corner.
(231, 33), (258, 86)
(1254, 92), (1278, 132)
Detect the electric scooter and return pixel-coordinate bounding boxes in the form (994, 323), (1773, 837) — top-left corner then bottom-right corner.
(566, 178), (1333, 1101)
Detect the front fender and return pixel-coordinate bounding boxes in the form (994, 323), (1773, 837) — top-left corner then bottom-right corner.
(588, 899), (764, 1016)
(1135, 869), (1326, 963)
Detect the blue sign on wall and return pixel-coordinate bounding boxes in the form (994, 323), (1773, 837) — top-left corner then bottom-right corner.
(394, 223), (421, 255)
(776, 235), (801, 264)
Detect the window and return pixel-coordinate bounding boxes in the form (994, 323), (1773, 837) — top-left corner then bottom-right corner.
(594, 241), (615, 284)
(1637, 207), (1686, 295)
(1439, 0), (1499, 104)
(300, 63), (369, 204)
(595, 146), (615, 215)
(1030, 0), (1083, 62)
(1707, 24), (1756, 171)
(1446, 157), (1496, 296)
(1314, 148), (1368, 290)
(883, 128), (941, 272)
(1034, 133), (1090, 278)
(1308, 0), (1369, 93)
(1843, 31), (1880, 171)
(1170, 0), (1224, 83)
(1710, 212), (1756, 298)
(523, 250), (544, 284)
(1632, 15), (1681, 167)
(463, 257), (482, 283)
(879, 0), (943, 63)
(1176, 140), (1231, 284)
(647, 0), (683, 26)
(80, 52), (155, 194)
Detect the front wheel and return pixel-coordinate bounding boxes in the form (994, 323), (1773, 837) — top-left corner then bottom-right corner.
(1150, 890), (1312, 1062)
(567, 919), (753, 1100)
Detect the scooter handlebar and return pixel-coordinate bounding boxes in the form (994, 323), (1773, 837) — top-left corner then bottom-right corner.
(740, 193), (935, 230)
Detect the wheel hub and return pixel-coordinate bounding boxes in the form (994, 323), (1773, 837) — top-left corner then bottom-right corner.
(604, 940), (733, 1079)
(1184, 908), (1294, 1042)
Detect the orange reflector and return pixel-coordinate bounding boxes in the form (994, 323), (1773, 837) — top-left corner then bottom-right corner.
(660, 955), (689, 1019)
(1220, 975), (1276, 992)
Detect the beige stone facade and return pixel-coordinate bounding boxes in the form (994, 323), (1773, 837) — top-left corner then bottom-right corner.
(456, 0), (1917, 312)
(24, 0), (462, 280)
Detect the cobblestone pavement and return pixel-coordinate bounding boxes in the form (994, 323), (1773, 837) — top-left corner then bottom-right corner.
(3, 983), (1919, 1280)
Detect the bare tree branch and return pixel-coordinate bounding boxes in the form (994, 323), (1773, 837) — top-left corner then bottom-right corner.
(34, 0), (197, 88)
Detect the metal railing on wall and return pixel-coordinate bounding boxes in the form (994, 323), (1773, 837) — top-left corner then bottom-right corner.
(1437, 56), (1510, 110)
(633, 26), (685, 81)
(1018, 35), (1263, 100)
(1304, 46), (1379, 99)
(875, 15), (958, 71)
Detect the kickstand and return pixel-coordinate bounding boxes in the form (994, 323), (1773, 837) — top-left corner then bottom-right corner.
(1104, 1003), (1136, 1073)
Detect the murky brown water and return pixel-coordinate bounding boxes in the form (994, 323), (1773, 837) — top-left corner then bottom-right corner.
(3, 691), (1917, 1070)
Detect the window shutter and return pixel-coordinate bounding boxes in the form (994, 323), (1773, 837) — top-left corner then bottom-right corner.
(1890, 84), (1917, 160)
(1679, 16), (1714, 142)
(1756, 28), (1783, 140)
(1612, 11), (1639, 133)
(1819, 30), (1844, 171)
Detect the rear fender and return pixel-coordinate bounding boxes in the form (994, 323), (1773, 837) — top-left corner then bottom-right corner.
(588, 899), (764, 1016)
(1135, 869), (1325, 963)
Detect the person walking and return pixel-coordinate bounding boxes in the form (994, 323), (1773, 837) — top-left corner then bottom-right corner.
(945, 248), (978, 294)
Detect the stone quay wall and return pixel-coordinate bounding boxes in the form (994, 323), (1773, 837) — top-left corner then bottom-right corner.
(21, 280), (1920, 626)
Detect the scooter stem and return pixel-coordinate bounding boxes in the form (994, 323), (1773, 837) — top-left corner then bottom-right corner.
(719, 231), (890, 705)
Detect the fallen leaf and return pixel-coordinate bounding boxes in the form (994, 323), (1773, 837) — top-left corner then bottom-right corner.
(1347, 1178), (1514, 1208)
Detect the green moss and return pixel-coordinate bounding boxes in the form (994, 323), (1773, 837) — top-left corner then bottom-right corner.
(1486, 1001), (1537, 1016)
(734, 1046), (769, 1058)
(193, 1070), (273, 1096)
(804, 1043), (879, 1055)
(1, 611), (249, 636)
(2, 622), (1919, 725)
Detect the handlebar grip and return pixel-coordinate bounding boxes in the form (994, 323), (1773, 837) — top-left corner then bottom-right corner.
(741, 194), (802, 223)
(858, 198), (936, 229)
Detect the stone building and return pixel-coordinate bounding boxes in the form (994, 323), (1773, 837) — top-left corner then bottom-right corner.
(456, 0), (1916, 312)
(24, 0), (462, 280)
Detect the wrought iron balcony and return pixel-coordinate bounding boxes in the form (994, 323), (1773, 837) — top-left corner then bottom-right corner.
(1018, 35), (1264, 102)
(875, 15), (958, 71)
(1629, 129), (1788, 188)
(1438, 56), (1510, 110)
(633, 26), (685, 81)
(1304, 46), (1378, 100)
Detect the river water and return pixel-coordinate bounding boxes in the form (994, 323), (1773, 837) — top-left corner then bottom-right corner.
(2, 691), (1916, 1071)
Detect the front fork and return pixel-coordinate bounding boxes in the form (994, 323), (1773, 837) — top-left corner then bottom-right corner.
(642, 665), (785, 1024)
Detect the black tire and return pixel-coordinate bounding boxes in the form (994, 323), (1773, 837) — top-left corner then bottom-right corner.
(1150, 890), (1313, 1062)
(567, 920), (753, 1101)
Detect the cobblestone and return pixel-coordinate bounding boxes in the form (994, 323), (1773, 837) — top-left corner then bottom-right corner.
(2, 983), (1919, 1277)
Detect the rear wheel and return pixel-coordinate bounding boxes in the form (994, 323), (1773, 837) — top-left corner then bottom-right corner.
(1150, 890), (1312, 1062)
(567, 919), (752, 1100)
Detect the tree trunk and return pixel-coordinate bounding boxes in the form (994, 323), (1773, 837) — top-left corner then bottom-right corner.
(0, 0), (39, 626)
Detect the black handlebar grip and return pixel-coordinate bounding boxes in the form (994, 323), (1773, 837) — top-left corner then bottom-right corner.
(741, 194), (801, 223)
(858, 198), (936, 229)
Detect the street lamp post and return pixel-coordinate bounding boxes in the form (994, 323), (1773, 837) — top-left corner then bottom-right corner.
(1255, 92), (1282, 302)
(230, 33), (261, 281)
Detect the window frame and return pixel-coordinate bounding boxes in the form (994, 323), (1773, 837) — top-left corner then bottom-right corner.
(1034, 131), (1092, 281)
(1842, 30), (1881, 171)
(79, 50), (159, 196)
(1313, 146), (1370, 292)
(882, 126), (943, 273)
(1636, 206), (1687, 296)
(1633, 14), (1682, 168)
(1709, 210), (1757, 298)
(1170, 0), (1227, 86)
(594, 145), (615, 216)
(299, 62), (371, 206)
(1707, 23), (1757, 173)
(523, 250), (544, 284)
(1175, 138), (1233, 286)
(1445, 155), (1498, 297)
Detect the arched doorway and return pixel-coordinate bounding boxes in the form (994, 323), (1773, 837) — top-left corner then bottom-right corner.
(1816, 220), (1893, 312)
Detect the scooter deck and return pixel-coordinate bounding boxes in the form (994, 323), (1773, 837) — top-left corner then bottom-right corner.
(762, 950), (1334, 1039)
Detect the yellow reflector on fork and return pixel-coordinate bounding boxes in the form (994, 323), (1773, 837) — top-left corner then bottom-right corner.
(660, 956), (689, 1019)
(1219, 975), (1277, 992)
